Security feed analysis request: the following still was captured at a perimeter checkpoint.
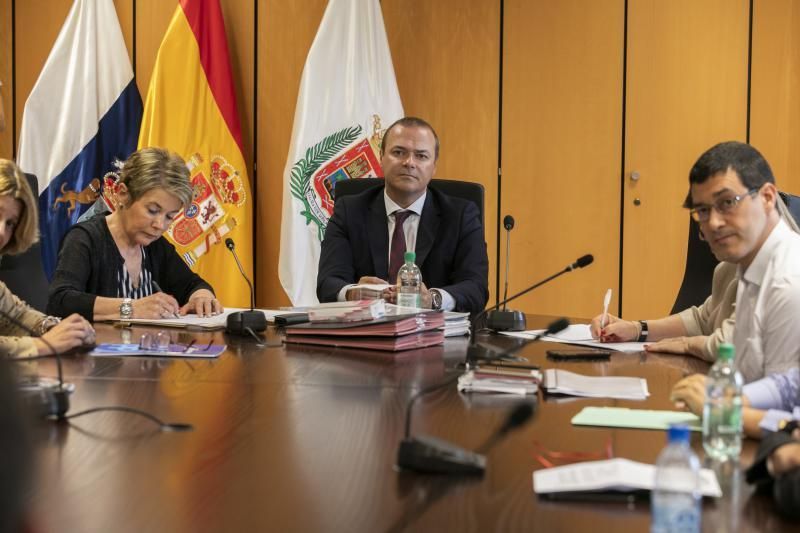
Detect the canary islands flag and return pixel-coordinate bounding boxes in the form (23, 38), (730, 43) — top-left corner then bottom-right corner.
(17, 0), (142, 278)
(138, 0), (253, 307)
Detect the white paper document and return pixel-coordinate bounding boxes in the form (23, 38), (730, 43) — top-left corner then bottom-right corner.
(532, 458), (722, 498)
(501, 324), (645, 353)
(544, 369), (649, 400)
(111, 308), (284, 329)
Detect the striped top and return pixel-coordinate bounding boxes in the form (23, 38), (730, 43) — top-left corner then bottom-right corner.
(117, 247), (154, 300)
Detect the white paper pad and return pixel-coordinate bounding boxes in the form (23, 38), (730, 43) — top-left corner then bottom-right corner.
(533, 458), (722, 498)
(501, 324), (645, 353)
(112, 308), (284, 329)
(545, 369), (649, 400)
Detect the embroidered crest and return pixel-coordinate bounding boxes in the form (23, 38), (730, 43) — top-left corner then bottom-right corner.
(290, 115), (386, 240)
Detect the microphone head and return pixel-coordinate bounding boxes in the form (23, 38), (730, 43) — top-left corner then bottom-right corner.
(501, 402), (535, 434)
(225, 238), (235, 251)
(575, 254), (593, 268)
(503, 215), (515, 230)
(545, 318), (570, 336)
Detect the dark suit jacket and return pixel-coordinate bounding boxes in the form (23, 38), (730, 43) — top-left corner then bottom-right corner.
(317, 185), (489, 314)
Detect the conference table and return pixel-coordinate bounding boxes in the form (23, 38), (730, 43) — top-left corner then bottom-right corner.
(24, 315), (796, 532)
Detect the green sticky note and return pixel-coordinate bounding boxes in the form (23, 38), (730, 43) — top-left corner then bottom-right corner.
(571, 406), (702, 432)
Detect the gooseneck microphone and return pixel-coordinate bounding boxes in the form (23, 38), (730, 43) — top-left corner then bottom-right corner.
(486, 214), (527, 331)
(224, 238), (267, 335)
(476, 254), (593, 330)
(467, 254), (593, 363)
(397, 386), (536, 475)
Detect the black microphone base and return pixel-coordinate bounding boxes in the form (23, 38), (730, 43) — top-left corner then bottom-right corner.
(397, 435), (486, 475)
(226, 311), (267, 335)
(18, 377), (73, 419)
(486, 310), (527, 331)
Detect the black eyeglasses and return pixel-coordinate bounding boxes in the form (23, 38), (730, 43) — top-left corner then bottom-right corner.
(689, 188), (760, 222)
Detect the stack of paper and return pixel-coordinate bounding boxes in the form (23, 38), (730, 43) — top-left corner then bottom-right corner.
(544, 369), (649, 400)
(112, 308), (283, 330)
(458, 368), (542, 395)
(285, 310), (446, 353)
(350, 283), (392, 299)
(501, 324), (644, 353)
(308, 300), (386, 322)
(532, 458), (722, 498)
(442, 311), (470, 337)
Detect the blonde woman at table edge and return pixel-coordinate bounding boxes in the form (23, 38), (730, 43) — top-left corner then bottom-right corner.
(0, 159), (94, 357)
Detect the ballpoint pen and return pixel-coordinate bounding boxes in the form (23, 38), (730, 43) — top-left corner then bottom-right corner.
(601, 288), (612, 329)
(151, 281), (181, 318)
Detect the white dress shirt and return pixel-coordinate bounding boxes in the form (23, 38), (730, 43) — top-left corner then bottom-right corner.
(733, 219), (800, 382)
(337, 190), (455, 310)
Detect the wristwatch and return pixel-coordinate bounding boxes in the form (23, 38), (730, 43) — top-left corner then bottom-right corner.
(636, 320), (649, 342)
(120, 298), (133, 319)
(37, 316), (61, 336)
(430, 289), (443, 310)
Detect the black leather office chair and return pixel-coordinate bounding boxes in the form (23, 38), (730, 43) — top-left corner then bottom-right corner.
(669, 190), (800, 315)
(0, 174), (50, 312)
(333, 177), (485, 225)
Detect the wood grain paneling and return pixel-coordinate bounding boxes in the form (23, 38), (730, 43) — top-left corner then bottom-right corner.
(750, 0), (800, 196)
(13, 0), (73, 147)
(502, 0), (624, 318)
(134, 0), (177, 99)
(0, 0), (11, 159)
(383, 0), (501, 304)
(623, 0), (749, 319)
(256, 0), (328, 307)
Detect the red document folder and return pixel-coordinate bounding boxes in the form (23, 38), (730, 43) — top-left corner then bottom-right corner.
(284, 330), (445, 352)
(285, 311), (445, 337)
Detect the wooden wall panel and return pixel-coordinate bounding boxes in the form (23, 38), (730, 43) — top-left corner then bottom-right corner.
(256, 0), (328, 307)
(750, 0), (800, 196)
(622, 0), (749, 319)
(135, 0), (177, 99)
(0, 0), (11, 159)
(382, 0), (501, 304)
(502, 0), (624, 318)
(113, 0), (134, 60)
(13, 0), (73, 148)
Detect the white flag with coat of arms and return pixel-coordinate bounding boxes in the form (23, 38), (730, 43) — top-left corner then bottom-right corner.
(278, 0), (404, 306)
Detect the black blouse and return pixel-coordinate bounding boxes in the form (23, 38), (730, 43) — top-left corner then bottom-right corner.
(47, 215), (214, 320)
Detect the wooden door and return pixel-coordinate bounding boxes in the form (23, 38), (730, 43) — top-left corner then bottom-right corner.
(622, 0), (749, 319)
(501, 0), (624, 319)
(750, 0), (800, 196)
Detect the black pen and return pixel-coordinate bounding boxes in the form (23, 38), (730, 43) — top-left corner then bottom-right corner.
(488, 362), (541, 371)
(151, 281), (181, 318)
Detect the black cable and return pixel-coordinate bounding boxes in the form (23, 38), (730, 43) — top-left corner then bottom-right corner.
(63, 406), (193, 432)
(404, 371), (463, 438)
(0, 308), (192, 430)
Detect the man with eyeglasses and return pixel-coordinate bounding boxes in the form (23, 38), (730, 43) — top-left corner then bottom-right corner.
(592, 141), (800, 383)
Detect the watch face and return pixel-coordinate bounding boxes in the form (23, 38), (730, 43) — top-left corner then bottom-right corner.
(431, 290), (442, 309)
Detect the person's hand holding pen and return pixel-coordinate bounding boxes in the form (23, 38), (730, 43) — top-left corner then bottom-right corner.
(131, 280), (181, 319)
(589, 289), (641, 342)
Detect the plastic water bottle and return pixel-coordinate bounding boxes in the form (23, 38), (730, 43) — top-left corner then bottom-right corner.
(396, 251), (422, 308)
(702, 342), (743, 461)
(651, 424), (701, 533)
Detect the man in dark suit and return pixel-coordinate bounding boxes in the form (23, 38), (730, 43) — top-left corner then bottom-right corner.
(317, 117), (489, 314)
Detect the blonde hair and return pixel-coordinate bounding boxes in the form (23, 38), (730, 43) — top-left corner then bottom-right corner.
(119, 147), (192, 208)
(0, 159), (39, 255)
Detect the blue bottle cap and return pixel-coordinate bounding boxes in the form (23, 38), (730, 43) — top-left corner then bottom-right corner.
(667, 424), (690, 444)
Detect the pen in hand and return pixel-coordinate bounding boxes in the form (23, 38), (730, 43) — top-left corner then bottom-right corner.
(151, 281), (181, 319)
(600, 288), (612, 329)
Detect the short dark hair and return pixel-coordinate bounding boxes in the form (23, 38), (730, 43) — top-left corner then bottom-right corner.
(0, 362), (32, 532)
(380, 116), (440, 160)
(684, 141), (775, 208)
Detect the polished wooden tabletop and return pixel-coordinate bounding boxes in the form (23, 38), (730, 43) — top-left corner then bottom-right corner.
(22, 316), (797, 532)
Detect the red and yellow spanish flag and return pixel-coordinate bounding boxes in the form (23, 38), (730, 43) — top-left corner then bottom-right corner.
(139, 0), (253, 307)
